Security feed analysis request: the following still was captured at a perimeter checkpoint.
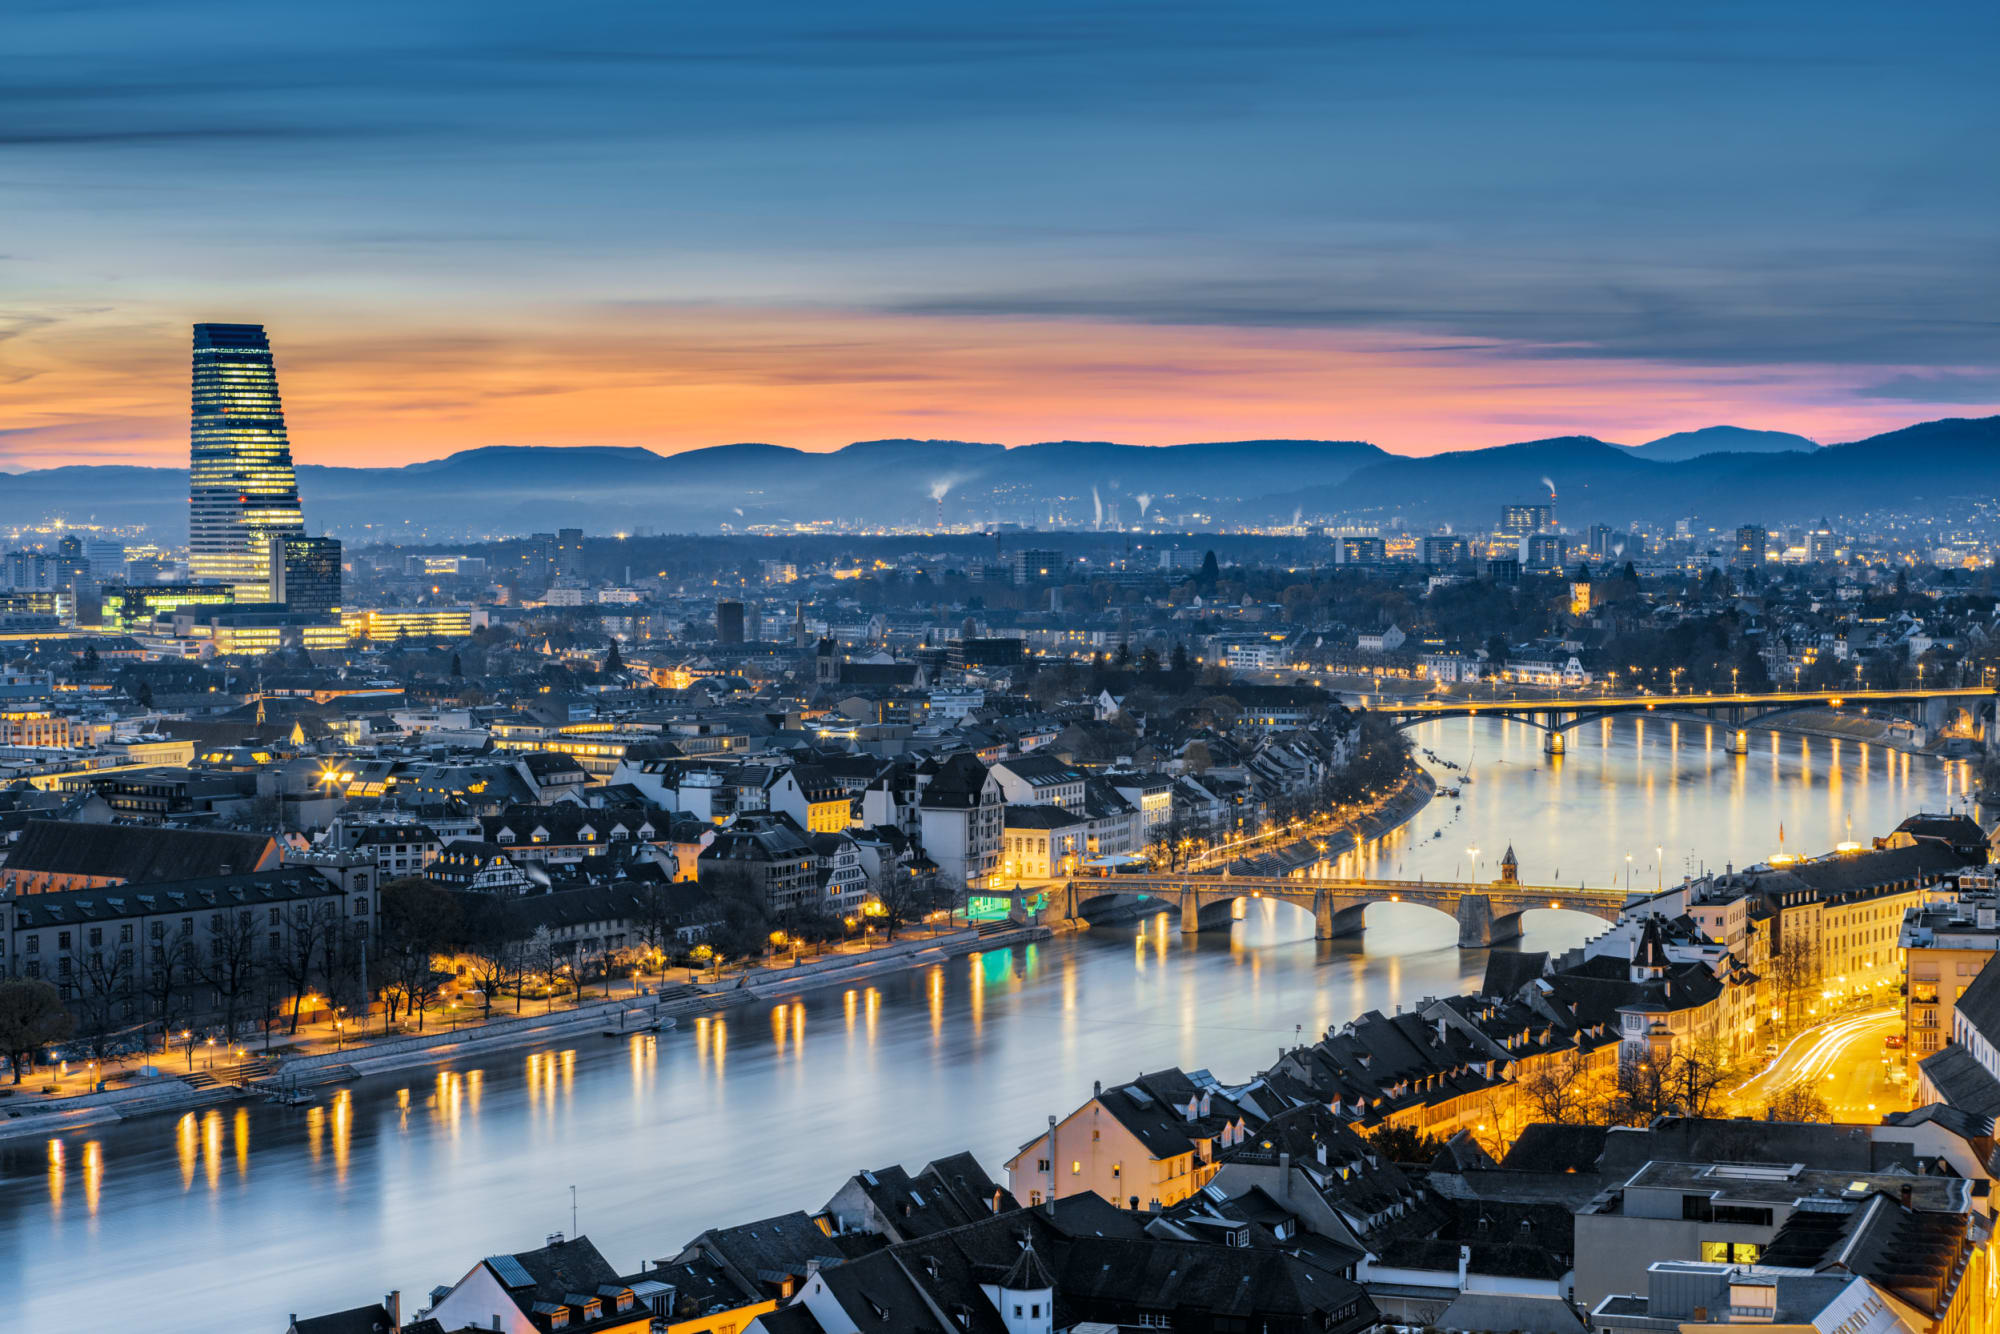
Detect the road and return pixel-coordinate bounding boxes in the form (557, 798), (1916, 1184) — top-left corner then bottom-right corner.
(1729, 1006), (1905, 1119)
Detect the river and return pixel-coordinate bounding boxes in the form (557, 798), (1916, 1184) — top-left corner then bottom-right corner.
(0, 717), (1981, 1327)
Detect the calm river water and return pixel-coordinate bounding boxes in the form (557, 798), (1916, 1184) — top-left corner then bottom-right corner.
(0, 717), (1980, 1328)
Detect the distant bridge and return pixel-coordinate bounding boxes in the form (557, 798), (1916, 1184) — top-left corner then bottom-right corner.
(1373, 686), (1997, 754)
(1004, 874), (1629, 948)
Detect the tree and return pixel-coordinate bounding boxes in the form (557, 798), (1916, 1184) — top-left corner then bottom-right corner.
(1518, 1050), (1600, 1124)
(449, 651), (464, 678)
(135, 680), (154, 709)
(459, 896), (526, 1018)
(1668, 1039), (1734, 1121)
(71, 943), (135, 1060)
(629, 883), (682, 984)
(0, 979), (73, 1083)
(527, 925), (564, 1012)
(871, 868), (936, 942)
(79, 643), (100, 672)
(273, 900), (337, 1034)
(379, 878), (459, 1030)
(1764, 1082), (1832, 1123)
(1768, 928), (1820, 1033)
(141, 932), (197, 1049)
(1170, 641), (1190, 675)
(1612, 1037), (1732, 1123)
(604, 640), (624, 673)
(1198, 550), (1220, 592)
(196, 909), (263, 1039)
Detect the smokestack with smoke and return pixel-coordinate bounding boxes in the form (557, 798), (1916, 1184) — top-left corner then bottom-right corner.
(929, 479), (953, 531)
(1092, 486), (1103, 530)
(1540, 475), (1557, 529)
(1136, 492), (1153, 518)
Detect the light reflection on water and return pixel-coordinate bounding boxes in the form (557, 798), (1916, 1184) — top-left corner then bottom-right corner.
(0, 717), (1973, 1330)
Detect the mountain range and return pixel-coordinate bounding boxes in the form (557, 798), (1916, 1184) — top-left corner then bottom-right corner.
(2, 417), (1992, 540)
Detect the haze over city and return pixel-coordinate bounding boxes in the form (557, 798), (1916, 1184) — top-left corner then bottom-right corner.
(5, 0), (1998, 469)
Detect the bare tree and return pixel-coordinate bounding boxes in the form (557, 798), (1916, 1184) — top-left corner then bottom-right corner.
(460, 897), (525, 1018)
(1768, 930), (1821, 1034)
(273, 900), (337, 1034)
(0, 979), (73, 1083)
(1664, 1036), (1733, 1119)
(1612, 1036), (1732, 1123)
(1764, 1082), (1832, 1123)
(141, 931), (197, 1050)
(71, 945), (135, 1061)
(1518, 1049), (1601, 1124)
(197, 910), (263, 1039)
(527, 925), (564, 1012)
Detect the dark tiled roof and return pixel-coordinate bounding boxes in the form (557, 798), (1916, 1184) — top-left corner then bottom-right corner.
(290, 1303), (393, 1334)
(1954, 955), (2000, 1045)
(8, 819), (276, 883)
(1498, 1124), (1610, 1174)
(10, 867), (345, 928)
(1919, 1045), (2000, 1119)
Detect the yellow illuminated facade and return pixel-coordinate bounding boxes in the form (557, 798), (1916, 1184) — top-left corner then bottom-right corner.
(188, 324), (304, 601)
(342, 608), (474, 641)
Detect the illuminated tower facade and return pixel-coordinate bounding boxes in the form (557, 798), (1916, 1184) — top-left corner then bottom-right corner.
(188, 323), (304, 601)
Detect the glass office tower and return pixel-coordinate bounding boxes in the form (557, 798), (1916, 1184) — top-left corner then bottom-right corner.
(189, 323), (305, 601)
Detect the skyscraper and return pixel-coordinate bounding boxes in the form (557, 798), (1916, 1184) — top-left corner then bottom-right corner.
(269, 535), (343, 614)
(189, 323), (304, 601)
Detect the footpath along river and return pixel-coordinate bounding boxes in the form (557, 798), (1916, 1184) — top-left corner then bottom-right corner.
(0, 715), (1980, 1329)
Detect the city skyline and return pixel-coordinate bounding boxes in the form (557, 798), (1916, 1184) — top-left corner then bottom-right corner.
(4, 1), (1997, 469)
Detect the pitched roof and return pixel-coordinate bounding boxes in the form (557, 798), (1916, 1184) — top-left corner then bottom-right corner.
(7, 819), (277, 883)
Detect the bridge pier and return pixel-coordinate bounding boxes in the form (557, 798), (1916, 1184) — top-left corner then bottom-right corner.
(1179, 886), (1200, 936)
(1727, 728), (1748, 755)
(1542, 730), (1565, 756)
(1313, 887), (1335, 940)
(1456, 894), (1493, 947)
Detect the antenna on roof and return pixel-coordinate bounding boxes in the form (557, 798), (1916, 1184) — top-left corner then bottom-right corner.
(571, 1183), (578, 1240)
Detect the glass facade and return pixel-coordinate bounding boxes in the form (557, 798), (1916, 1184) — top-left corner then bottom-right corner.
(270, 535), (343, 614)
(189, 323), (304, 601)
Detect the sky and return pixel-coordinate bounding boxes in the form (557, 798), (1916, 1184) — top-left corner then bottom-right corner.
(2, 0), (1996, 470)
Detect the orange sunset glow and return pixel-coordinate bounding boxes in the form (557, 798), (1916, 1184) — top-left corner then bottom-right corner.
(0, 306), (1959, 470)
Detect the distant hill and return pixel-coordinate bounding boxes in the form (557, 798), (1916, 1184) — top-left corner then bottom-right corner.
(2, 418), (1991, 537)
(1628, 426), (1819, 462)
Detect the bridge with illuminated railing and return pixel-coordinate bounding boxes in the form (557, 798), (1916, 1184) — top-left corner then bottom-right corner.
(993, 873), (1631, 948)
(1372, 686), (1997, 755)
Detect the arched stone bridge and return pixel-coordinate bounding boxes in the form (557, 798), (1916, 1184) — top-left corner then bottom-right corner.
(1373, 686), (1997, 755)
(1012, 874), (1629, 947)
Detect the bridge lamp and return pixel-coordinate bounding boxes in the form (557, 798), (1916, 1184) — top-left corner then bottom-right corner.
(1550, 900), (1561, 910)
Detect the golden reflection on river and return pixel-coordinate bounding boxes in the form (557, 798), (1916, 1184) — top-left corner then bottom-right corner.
(6, 715), (1978, 1334)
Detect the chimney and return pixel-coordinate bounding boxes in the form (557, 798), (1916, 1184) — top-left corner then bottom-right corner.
(1278, 1152), (1292, 1200)
(1901, 1184), (1914, 1210)
(385, 1291), (402, 1332)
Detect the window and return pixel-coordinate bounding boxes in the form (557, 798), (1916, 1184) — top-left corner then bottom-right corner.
(26, 937), (38, 955)
(1701, 1241), (1761, 1265)
(57, 931), (71, 951)
(180, 917), (194, 936)
(88, 928), (102, 948)
(150, 921), (164, 940)
(1071, 1161), (1080, 1175)
(120, 924), (133, 943)
(269, 908), (281, 926)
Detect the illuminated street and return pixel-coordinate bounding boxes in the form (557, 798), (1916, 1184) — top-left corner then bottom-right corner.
(1729, 1006), (1905, 1120)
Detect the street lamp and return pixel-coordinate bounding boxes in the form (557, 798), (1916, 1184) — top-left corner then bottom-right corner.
(1625, 853), (1633, 895)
